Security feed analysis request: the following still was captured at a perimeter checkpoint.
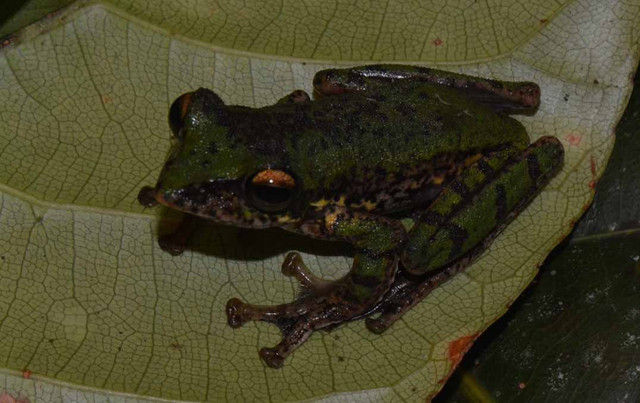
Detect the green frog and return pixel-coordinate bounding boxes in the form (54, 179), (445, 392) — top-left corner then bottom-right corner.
(138, 64), (564, 368)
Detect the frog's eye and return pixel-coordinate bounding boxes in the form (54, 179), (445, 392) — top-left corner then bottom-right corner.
(169, 92), (193, 140)
(246, 170), (297, 213)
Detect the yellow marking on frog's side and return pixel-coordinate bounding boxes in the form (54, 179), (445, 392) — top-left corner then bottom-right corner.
(351, 200), (378, 211)
(311, 196), (347, 210)
(277, 215), (294, 223)
(464, 153), (483, 167)
(324, 211), (340, 228)
(310, 199), (330, 208)
(432, 175), (446, 185)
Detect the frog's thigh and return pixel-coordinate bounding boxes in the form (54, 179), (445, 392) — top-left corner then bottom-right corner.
(403, 136), (564, 274)
(313, 64), (540, 113)
(367, 137), (564, 333)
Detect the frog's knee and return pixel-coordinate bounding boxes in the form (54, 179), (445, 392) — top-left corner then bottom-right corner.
(400, 246), (429, 276)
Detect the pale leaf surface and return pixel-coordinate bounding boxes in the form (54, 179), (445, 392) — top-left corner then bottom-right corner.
(0, 0), (638, 401)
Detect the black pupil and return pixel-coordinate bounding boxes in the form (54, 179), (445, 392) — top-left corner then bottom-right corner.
(248, 183), (294, 212)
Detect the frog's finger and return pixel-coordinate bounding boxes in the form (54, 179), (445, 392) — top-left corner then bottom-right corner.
(281, 252), (334, 296)
(402, 136), (564, 275)
(313, 64), (540, 114)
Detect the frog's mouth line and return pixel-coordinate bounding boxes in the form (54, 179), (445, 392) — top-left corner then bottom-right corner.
(155, 180), (297, 229)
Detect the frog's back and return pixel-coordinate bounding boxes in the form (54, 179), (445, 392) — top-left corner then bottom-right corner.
(230, 83), (529, 210)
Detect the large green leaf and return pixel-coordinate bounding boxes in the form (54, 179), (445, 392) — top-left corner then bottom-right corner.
(0, 0), (638, 401)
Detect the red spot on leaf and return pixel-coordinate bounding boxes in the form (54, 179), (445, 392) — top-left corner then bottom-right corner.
(102, 95), (112, 104)
(590, 155), (597, 177)
(0, 391), (30, 403)
(432, 38), (443, 46)
(589, 180), (596, 189)
(21, 370), (31, 380)
(448, 334), (477, 366)
(437, 334), (479, 384)
(565, 133), (582, 146)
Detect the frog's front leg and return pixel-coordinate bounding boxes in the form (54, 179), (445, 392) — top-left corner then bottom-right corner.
(226, 207), (406, 368)
(138, 186), (199, 255)
(366, 136), (564, 333)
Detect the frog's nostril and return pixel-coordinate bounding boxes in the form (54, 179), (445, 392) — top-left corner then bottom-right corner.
(169, 92), (193, 140)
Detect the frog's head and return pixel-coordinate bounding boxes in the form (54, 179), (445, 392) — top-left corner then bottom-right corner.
(138, 88), (304, 228)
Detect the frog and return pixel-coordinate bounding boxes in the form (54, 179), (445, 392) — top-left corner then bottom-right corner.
(138, 64), (564, 369)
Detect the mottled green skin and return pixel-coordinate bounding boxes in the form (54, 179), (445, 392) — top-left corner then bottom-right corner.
(157, 81), (528, 219)
(141, 65), (564, 368)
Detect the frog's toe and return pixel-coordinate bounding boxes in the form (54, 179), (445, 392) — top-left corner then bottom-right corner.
(365, 316), (393, 334)
(158, 235), (187, 256)
(226, 298), (250, 328)
(157, 213), (199, 256)
(281, 252), (333, 296)
(259, 321), (313, 368)
(225, 296), (308, 327)
(259, 347), (286, 369)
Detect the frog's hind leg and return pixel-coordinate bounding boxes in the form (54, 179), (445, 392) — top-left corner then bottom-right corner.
(365, 136), (564, 333)
(313, 64), (540, 114)
(226, 209), (406, 368)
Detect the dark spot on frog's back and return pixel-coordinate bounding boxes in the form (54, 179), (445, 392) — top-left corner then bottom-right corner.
(347, 71), (365, 87)
(395, 102), (416, 117)
(293, 109), (313, 126)
(476, 158), (494, 175)
(526, 153), (542, 180)
(446, 223), (469, 258)
(495, 184), (508, 220)
(360, 100), (380, 114)
(208, 142), (218, 154)
(375, 166), (387, 178)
